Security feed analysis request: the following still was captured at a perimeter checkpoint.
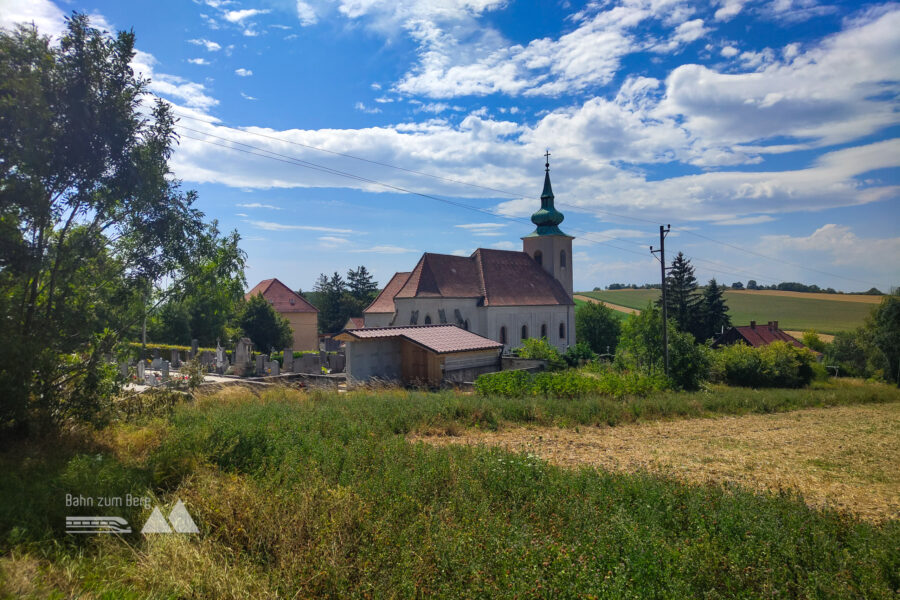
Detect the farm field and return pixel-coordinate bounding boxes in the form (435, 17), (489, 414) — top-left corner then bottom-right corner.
(2, 383), (899, 598)
(417, 401), (900, 522)
(577, 289), (882, 334)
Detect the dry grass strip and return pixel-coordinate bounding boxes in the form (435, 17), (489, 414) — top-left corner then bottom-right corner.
(573, 294), (640, 314)
(784, 330), (835, 343)
(727, 289), (884, 303)
(414, 402), (900, 522)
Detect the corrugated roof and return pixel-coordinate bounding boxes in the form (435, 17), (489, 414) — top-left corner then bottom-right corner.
(245, 278), (318, 313)
(383, 249), (572, 308)
(339, 324), (503, 354)
(364, 271), (411, 314)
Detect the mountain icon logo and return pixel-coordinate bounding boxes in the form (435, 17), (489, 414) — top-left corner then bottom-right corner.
(141, 500), (199, 534)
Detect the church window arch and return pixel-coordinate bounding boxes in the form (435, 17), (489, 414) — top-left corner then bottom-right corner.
(559, 322), (566, 340)
(424, 314), (432, 324)
(560, 250), (566, 268)
(540, 323), (547, 339)
(499, 326), (507, 344)
(534, 250), (543, 266)
(521, 324), (528, 340)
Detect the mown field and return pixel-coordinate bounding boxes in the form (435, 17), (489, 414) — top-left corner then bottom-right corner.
(578, 289), (880, 333)
(2, 382), (899, 598)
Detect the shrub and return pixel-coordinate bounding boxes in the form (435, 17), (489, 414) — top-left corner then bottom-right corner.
(710, 341), (817, 388)
(474, 368), (667, 399)
(515, 337), (566, 371)
(563, 342), (598, 366)
(575, 301), (621, 355)
(801, 329), (827, 353)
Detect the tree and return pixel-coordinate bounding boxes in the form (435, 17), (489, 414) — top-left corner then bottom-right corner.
(344, 265), (378, 320)
(661, 252), (702, 338)
(801, 330), (827, 353)
(869, 295), (900, 385)
(731, 281), (744, 290)
(699, 279), (730, 341)
(575, 301), (621, 355)
(315, 271), (347, 333)
(239, 294), (293, 353)
(0, 16), (227, 433)
(746, 280), (759, 290)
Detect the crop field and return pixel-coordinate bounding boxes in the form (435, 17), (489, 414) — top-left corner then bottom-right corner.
(577, 289), (882, 333)
(2, 382), (899, 598)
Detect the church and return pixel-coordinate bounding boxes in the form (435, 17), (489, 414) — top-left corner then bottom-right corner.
(362, 157), (576, 352)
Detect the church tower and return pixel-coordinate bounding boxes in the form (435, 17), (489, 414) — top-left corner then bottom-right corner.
(522, 152), (574, 299)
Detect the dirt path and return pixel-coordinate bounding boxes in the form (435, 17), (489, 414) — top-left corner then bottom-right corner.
(413, 403), (900, 522)
(574, 294), (641, 315)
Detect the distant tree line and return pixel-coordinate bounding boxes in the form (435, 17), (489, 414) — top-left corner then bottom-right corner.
(604, 280), (884, 296)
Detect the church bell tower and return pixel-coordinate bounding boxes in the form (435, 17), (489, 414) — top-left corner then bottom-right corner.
(522, 152), (574, 299)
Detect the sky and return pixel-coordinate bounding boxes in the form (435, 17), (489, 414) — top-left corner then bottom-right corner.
(2, 0), (899, 293)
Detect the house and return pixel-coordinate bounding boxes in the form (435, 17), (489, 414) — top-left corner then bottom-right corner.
(245, 278), (319, 351)
(334, 324), (503, 385)
(361, 158), (575, 353)
(343, 317), (365, 330)
(713, 321), (805, 349)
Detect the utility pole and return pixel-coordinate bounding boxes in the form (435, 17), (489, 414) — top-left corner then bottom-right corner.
(650, 225), (671, 376)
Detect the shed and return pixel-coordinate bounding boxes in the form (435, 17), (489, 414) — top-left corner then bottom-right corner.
(334, 325), (503, 385)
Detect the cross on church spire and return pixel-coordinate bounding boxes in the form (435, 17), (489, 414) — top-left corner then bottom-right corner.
(544, 149), (551, 172)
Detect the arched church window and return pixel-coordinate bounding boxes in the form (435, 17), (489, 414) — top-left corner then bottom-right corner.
(559, 322), (565, 339)
(424, 314), (432, 324)
(534, 250), (543, 266)
(500, 326), (507, 344)
(560, 250), (566, 268)
(540, 324), (547, 339)
(521, 324), (528, 340)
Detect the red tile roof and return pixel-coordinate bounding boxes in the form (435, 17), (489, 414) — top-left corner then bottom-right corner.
(364, 271), (411, 314)
(245, 278), (318, 313)
(387, 249), (572, 308)
(716, 322), (804, 348)
(338, 324), (503, 354)
(345, 317), (365, 329)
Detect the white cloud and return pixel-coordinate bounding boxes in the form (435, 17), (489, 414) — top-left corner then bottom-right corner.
(318, 235), (349, 247)
(714, 0), (746, 21)
(188, 38), (222, 51)
(133, 51), (219, 109)
(711, 215), (776, 225)
(490, 240), (516, 250)
(296, 1), (318, 26)
(188, 58), (210, 65)
(240, 92), (258, 100)
(224, 9), (270, 23)
(237, 202), (280, 209)
(354, 101), (382, 114)
(247, 221), (353, 233)
(720, 45), (739, 57)
(0, 0), (66, 37)
(235, 68), (253, 77)
(349, 245), (418, 254)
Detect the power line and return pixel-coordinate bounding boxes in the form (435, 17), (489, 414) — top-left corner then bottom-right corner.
(166, 105), (882, 288)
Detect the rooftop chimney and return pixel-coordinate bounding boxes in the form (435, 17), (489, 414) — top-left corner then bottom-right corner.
(750, 320), (756, 329)
(773, 320), (779, 330)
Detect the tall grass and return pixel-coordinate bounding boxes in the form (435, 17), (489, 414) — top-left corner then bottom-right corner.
(2, 384), (899, 598)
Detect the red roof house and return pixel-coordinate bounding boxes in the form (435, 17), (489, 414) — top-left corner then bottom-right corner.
(712, 321), (806, 349)
(245, 278), (319, 350)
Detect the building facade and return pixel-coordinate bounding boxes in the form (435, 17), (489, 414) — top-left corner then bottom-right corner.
(362, 160), (576, 352)
(245, 278), (319, 351)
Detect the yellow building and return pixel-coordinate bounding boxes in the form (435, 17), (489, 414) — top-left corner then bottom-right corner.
(245, 278), (319, 351)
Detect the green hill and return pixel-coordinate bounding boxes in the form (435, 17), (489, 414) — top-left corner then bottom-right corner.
(577, 289), (880, 334)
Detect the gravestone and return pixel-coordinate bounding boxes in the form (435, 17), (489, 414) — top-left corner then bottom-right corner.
(137, 361), (145, 381)
(215, 342), (227, 374)
(161, 360), (170, 380)
(294, 354), (318, 374)
(331, 353), (346, 373)
(119, 362), (129, 378)
(170, 349), (181, 368)
(235, 338), (252, 366)
(266, 360), (280, 376)
(282, 348), (293, 373)
(151, 357), (162, 370)
(256, 354), (266, 376)
(190, 339), (199, 359)
(152, 348), (160, 360)
(200, 351), (215, 371)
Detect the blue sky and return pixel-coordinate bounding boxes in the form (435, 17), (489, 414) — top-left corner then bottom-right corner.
(3, 0), (898, 293)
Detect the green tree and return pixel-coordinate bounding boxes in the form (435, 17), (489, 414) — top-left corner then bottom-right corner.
(239, 293), (293, 353)
(0, 16), (223, 433)
(869, 295), (900, 385)
(661, 252), (702, 338)
(746, 280), (758, 290)
(575, 301), (621, 355)
(801, 329), (827, 353)
(343, 265), (378, 322)
(700, 278), (731, 341)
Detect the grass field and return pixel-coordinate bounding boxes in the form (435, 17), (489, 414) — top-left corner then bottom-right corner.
(2, 382), (899, 598)
(577, 289), (881, 334)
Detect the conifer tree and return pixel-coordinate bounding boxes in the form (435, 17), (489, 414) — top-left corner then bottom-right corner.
(661, 252), (702, 337)
(700, 278), (731, 340)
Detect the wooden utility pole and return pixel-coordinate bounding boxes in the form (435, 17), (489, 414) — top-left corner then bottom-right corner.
(650, 225), (671, 376)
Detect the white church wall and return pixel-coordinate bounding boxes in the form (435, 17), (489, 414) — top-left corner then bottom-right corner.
(393, 297), (481, 329)
(484, 305), (574, 352)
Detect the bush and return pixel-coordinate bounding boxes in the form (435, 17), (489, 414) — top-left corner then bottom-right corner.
(563, 342), (598, 366)
(475, 368), (668, 399)
(575, 301), (621, 355)
(515, 337), (566, 371)
(667, 329), (711, 391)
(710, 341), (817, 388)
(801, 329), (827, 353)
